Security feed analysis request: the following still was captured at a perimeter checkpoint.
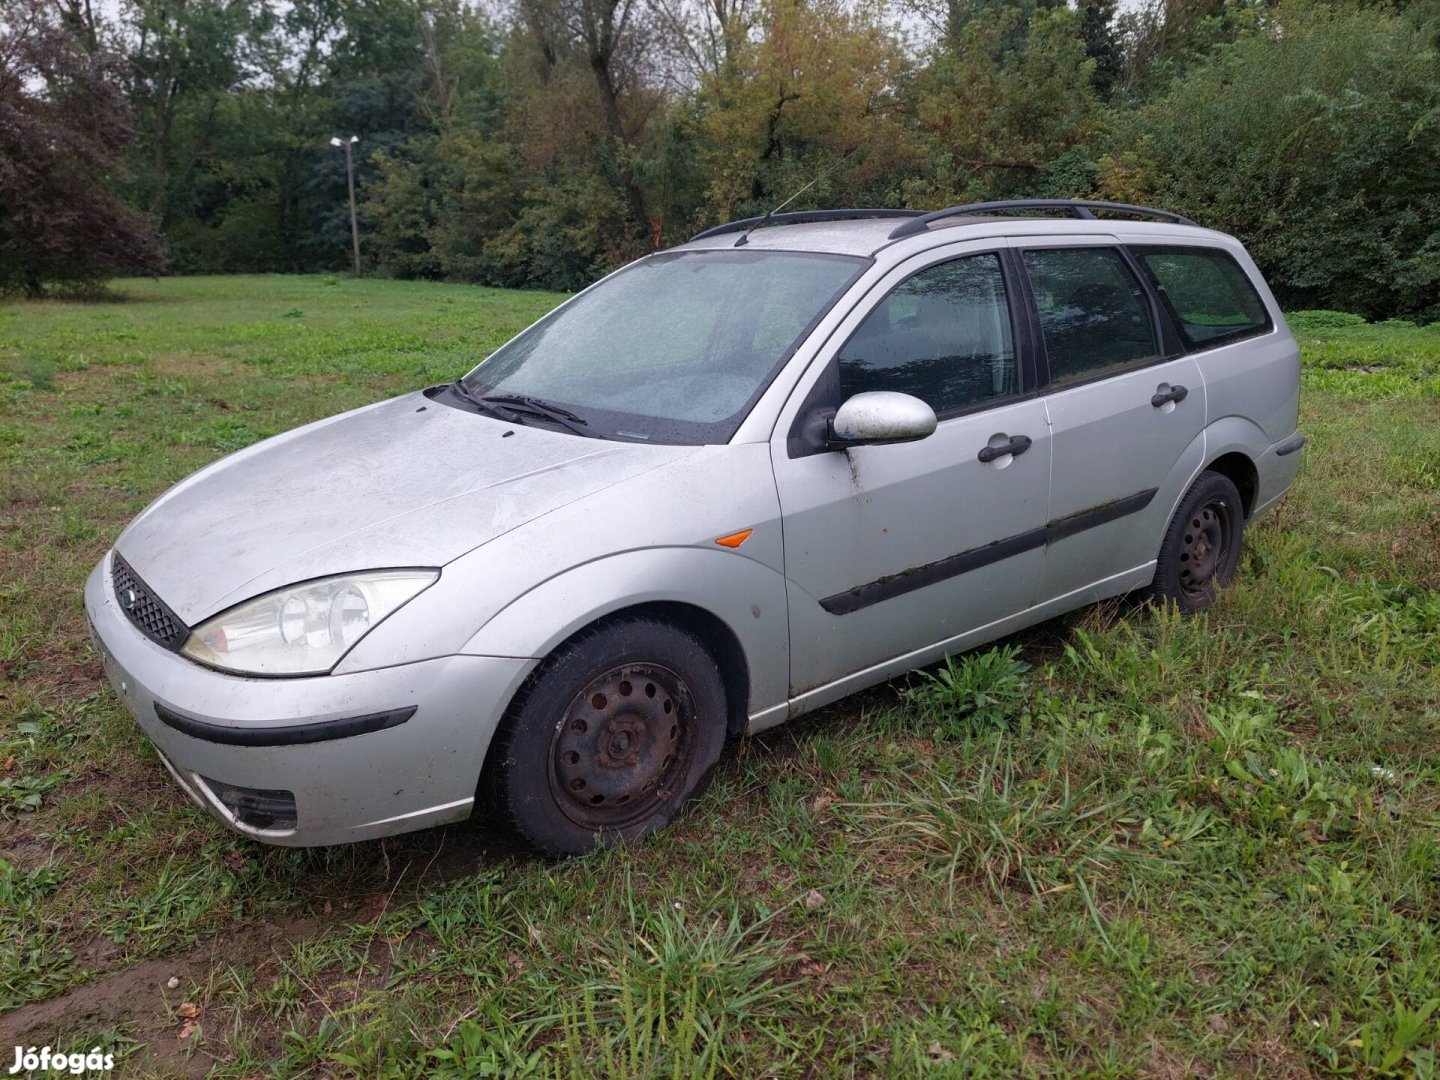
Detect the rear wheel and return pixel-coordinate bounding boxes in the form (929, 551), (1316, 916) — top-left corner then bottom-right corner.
(485, 617), (728, 858)
(1148, 470), (1244, 612)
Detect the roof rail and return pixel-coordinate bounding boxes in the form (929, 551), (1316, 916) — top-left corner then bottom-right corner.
(886, 199), (1197, 240)
(690, 208), (923, 243)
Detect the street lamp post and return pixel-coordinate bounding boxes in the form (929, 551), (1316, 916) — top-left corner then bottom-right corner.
(330, 135), (361, 277)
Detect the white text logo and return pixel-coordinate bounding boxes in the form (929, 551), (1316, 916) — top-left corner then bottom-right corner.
(8, 1047), (115, 1076)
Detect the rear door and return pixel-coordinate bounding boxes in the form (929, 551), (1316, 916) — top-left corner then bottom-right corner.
(1016, 240), (1206, 605)
(771, 244), (1051, 701)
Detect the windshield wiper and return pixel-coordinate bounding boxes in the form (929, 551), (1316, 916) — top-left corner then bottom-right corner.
(449, 380), (526, 424)
(478, 394), (602, 439)
(480, 394), (586, 423)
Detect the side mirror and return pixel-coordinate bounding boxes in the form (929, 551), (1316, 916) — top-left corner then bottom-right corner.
(830, 391), (937, 448)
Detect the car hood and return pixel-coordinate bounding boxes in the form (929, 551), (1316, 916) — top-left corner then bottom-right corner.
(115, 391), (695, 623)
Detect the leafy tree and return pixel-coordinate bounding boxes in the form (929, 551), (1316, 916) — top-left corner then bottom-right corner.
(7, 0), (1432, 319)
(1108, 2), (1440, 318)
(1114, 0), (1262, 102)
(697, 0), (913, 219)
(120, 0), (265, 223)
(648, 0), (756, 81)
(1078, 0), (1122, 99)
(0, 0), (163, 295)
(909, 5), (1100, 205)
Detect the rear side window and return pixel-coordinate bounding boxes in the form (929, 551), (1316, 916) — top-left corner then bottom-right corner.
(1021, 247), (1159, 385)
(837, 253), (1018, 414)
(1132, 246), (1271, 349)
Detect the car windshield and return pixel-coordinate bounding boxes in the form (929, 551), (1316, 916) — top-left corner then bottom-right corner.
(458, 249), (867, 443)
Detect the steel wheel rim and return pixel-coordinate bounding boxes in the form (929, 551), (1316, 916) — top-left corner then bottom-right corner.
(549, 663), (694, 831)
(1177, 499), (1234, 599)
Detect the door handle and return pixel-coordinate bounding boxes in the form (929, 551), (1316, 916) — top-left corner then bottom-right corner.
(1152, 383), (1189, 407)
(977, 434), (1032, 463)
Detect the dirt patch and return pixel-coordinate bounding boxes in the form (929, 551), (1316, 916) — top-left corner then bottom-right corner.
(148, 353), (243, 382)
(0, 918), (324, 1078)
(0, 826), (519, 1075)
(1, 833), (56, 870)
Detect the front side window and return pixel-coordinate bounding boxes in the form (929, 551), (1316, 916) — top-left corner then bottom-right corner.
(1022, 247), (1159, 385)
(836, 253), (1018, 414)
(459, 250), (865, 444)
(1132, 245), (1271, 349)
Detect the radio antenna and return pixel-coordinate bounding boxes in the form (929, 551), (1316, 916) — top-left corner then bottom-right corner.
(734, 146), (863, 247)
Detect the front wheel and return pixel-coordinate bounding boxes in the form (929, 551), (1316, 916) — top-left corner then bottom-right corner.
(1147, 471), (1244, 613)
(484, 617), (729, 858)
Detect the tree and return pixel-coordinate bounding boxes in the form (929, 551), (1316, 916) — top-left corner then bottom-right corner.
(647, 0), (757, 83)
(120, 0), (263, 223)
(909, 5), (1100, 206)
(697, 0), (913, 219)
(1113, 0), (1260, 102)
(1106, 2), (1440, 318)
(0, 0), (163, 295)
(1078, 0), (1121, 99)
(509, 0), (656, 231)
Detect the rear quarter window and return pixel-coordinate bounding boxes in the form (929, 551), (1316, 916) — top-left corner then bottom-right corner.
(1132, 245), (1272, 350)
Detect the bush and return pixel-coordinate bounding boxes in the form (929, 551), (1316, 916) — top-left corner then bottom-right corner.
(1110, 3), (1440, 321)
(903, 645), (1031, 737)
(1287, 309), (1369, 331)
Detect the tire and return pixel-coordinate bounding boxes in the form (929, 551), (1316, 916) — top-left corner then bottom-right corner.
(1148, 470), (1245, 613)
(484, 617), (729, 858)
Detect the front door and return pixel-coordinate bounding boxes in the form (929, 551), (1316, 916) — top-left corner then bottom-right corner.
(772, 248), (1052, 701)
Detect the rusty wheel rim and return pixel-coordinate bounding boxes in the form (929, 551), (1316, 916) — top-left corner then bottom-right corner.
(549, 663), (694, 830)
(1178, 498), (1234, 600)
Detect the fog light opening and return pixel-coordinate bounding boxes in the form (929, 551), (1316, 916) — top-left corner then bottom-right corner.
(199, 776), (298, 831)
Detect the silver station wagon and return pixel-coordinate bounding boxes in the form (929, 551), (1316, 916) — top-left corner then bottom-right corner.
(86, 200), (1305, 856)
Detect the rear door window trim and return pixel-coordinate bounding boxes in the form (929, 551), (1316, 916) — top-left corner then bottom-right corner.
(1126, 242), (1276, 354)
(1013, 239), (1188, 395)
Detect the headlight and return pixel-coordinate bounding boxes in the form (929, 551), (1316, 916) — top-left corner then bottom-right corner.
(181, 570), (439, 676)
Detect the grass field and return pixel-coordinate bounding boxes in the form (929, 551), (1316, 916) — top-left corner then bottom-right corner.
(1, 276), (1437, 1078)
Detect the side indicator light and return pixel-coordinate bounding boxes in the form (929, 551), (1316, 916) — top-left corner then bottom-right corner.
(715, 529), (753, 549)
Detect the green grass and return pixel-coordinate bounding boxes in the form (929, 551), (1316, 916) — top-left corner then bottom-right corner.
(1, 281), (1438, 1077)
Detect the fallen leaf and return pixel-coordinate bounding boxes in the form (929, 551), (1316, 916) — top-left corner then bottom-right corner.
(797, 959), (825, 978)
(2, 757), (14, 772)
(176, 1002), (201, 1019)
(178, 1019), (199, 1041)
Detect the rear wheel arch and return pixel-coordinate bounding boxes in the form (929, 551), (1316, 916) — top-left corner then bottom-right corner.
(1204, 451), (1259, 518)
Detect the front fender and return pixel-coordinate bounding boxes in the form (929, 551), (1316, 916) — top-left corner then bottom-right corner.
(458, 547), (791, 720)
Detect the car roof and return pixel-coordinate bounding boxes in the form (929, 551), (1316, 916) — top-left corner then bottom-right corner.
(672, 213), (1235, 259)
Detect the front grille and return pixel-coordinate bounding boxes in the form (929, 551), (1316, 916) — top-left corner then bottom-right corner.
(112, 552), (189, 651)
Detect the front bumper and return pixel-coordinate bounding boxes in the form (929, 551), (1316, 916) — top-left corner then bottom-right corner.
(85, 554), (533, 846)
